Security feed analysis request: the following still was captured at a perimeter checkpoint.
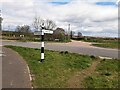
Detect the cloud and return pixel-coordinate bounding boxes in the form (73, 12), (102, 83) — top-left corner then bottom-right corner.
(0, 0), (118, 37)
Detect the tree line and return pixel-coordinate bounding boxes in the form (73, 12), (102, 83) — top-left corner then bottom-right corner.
(1, 15), (82, 42)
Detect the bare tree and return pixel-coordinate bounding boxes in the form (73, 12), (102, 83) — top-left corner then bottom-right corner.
(15, 26), (21, 32)
(15, 25), (31, 33)
(45, 19), (56, 30)
(33, 16), (56, 31)
(33, 16), (44, 31)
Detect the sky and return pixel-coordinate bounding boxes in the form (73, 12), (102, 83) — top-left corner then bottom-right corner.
(0, 0), (119, 37)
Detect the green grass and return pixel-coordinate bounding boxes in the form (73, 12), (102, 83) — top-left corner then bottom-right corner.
(74, 38), (119, 49)
(92, 42), (118, 49)
(83, 59), (119, 88)
(87, 39), (119, 49)
(5, 45), (119, 88)
(5, 45), (95, 88)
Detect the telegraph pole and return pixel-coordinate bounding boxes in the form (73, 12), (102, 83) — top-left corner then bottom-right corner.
(68, 24), (70, 41)
(0, 10), (2, 31)
(8, 25), (10, 36)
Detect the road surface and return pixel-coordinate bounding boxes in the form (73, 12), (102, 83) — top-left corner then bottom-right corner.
(2, 47), (31, 88)
(2, 40), (119, 59)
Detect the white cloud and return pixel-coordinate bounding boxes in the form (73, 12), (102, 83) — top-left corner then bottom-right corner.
(0, 0), (118, 37)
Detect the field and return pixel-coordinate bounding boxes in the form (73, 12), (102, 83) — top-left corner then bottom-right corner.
(73, 37), (119, 49)
(5, 46), (119, 88)
(91, 39), (118, 49)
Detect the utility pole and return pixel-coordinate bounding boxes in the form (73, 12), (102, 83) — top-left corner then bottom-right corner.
(68, 24), (70, 41)
(8, 25), (10, 36)
(70, 30), (72, 39)
(0, 10), (2, 31)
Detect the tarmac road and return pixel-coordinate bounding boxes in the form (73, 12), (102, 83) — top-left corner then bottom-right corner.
(2, 47), (31, 88)
(2, 40), (119, 59)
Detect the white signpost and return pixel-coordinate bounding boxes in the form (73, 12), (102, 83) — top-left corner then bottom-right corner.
(34, 29), (53, 62)
(34, 30), (53, 35)
(43, 30), (53, 34)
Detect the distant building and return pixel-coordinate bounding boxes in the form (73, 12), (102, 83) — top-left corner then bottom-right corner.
(53, 27), (65, 41)
(77, 32), (82, 37)
(53, 28), (65, 35)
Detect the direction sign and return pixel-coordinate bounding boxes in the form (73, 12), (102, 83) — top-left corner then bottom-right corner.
(34, 30), (53, 35)
(43, 30), (53, 34)
(34, 31), (42, 35)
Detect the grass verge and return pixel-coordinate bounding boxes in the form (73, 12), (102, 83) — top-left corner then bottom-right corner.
(4, 45), (119, 88)
(92, 42), (118, 49)
(87, 39), (118, 49)
(83, 59), (119, 88)
(73, 38), (119, 49)
(5, 45), (95, 88)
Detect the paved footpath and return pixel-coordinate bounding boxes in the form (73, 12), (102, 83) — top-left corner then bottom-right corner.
(2, 47), (31, 88)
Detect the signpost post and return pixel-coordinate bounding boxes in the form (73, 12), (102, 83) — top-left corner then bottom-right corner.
(34, 29), (53, 62)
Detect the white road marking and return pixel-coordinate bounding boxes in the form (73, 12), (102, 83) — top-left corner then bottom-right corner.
(27, 66), (32, 81)
(9, 62), (12, 64)
(10, 80), (13, 86)
(0, 51), (6, 57)
(0, 54), (6, 57)
(0, 54), (2, 57)
(99, 56), (113, 59)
